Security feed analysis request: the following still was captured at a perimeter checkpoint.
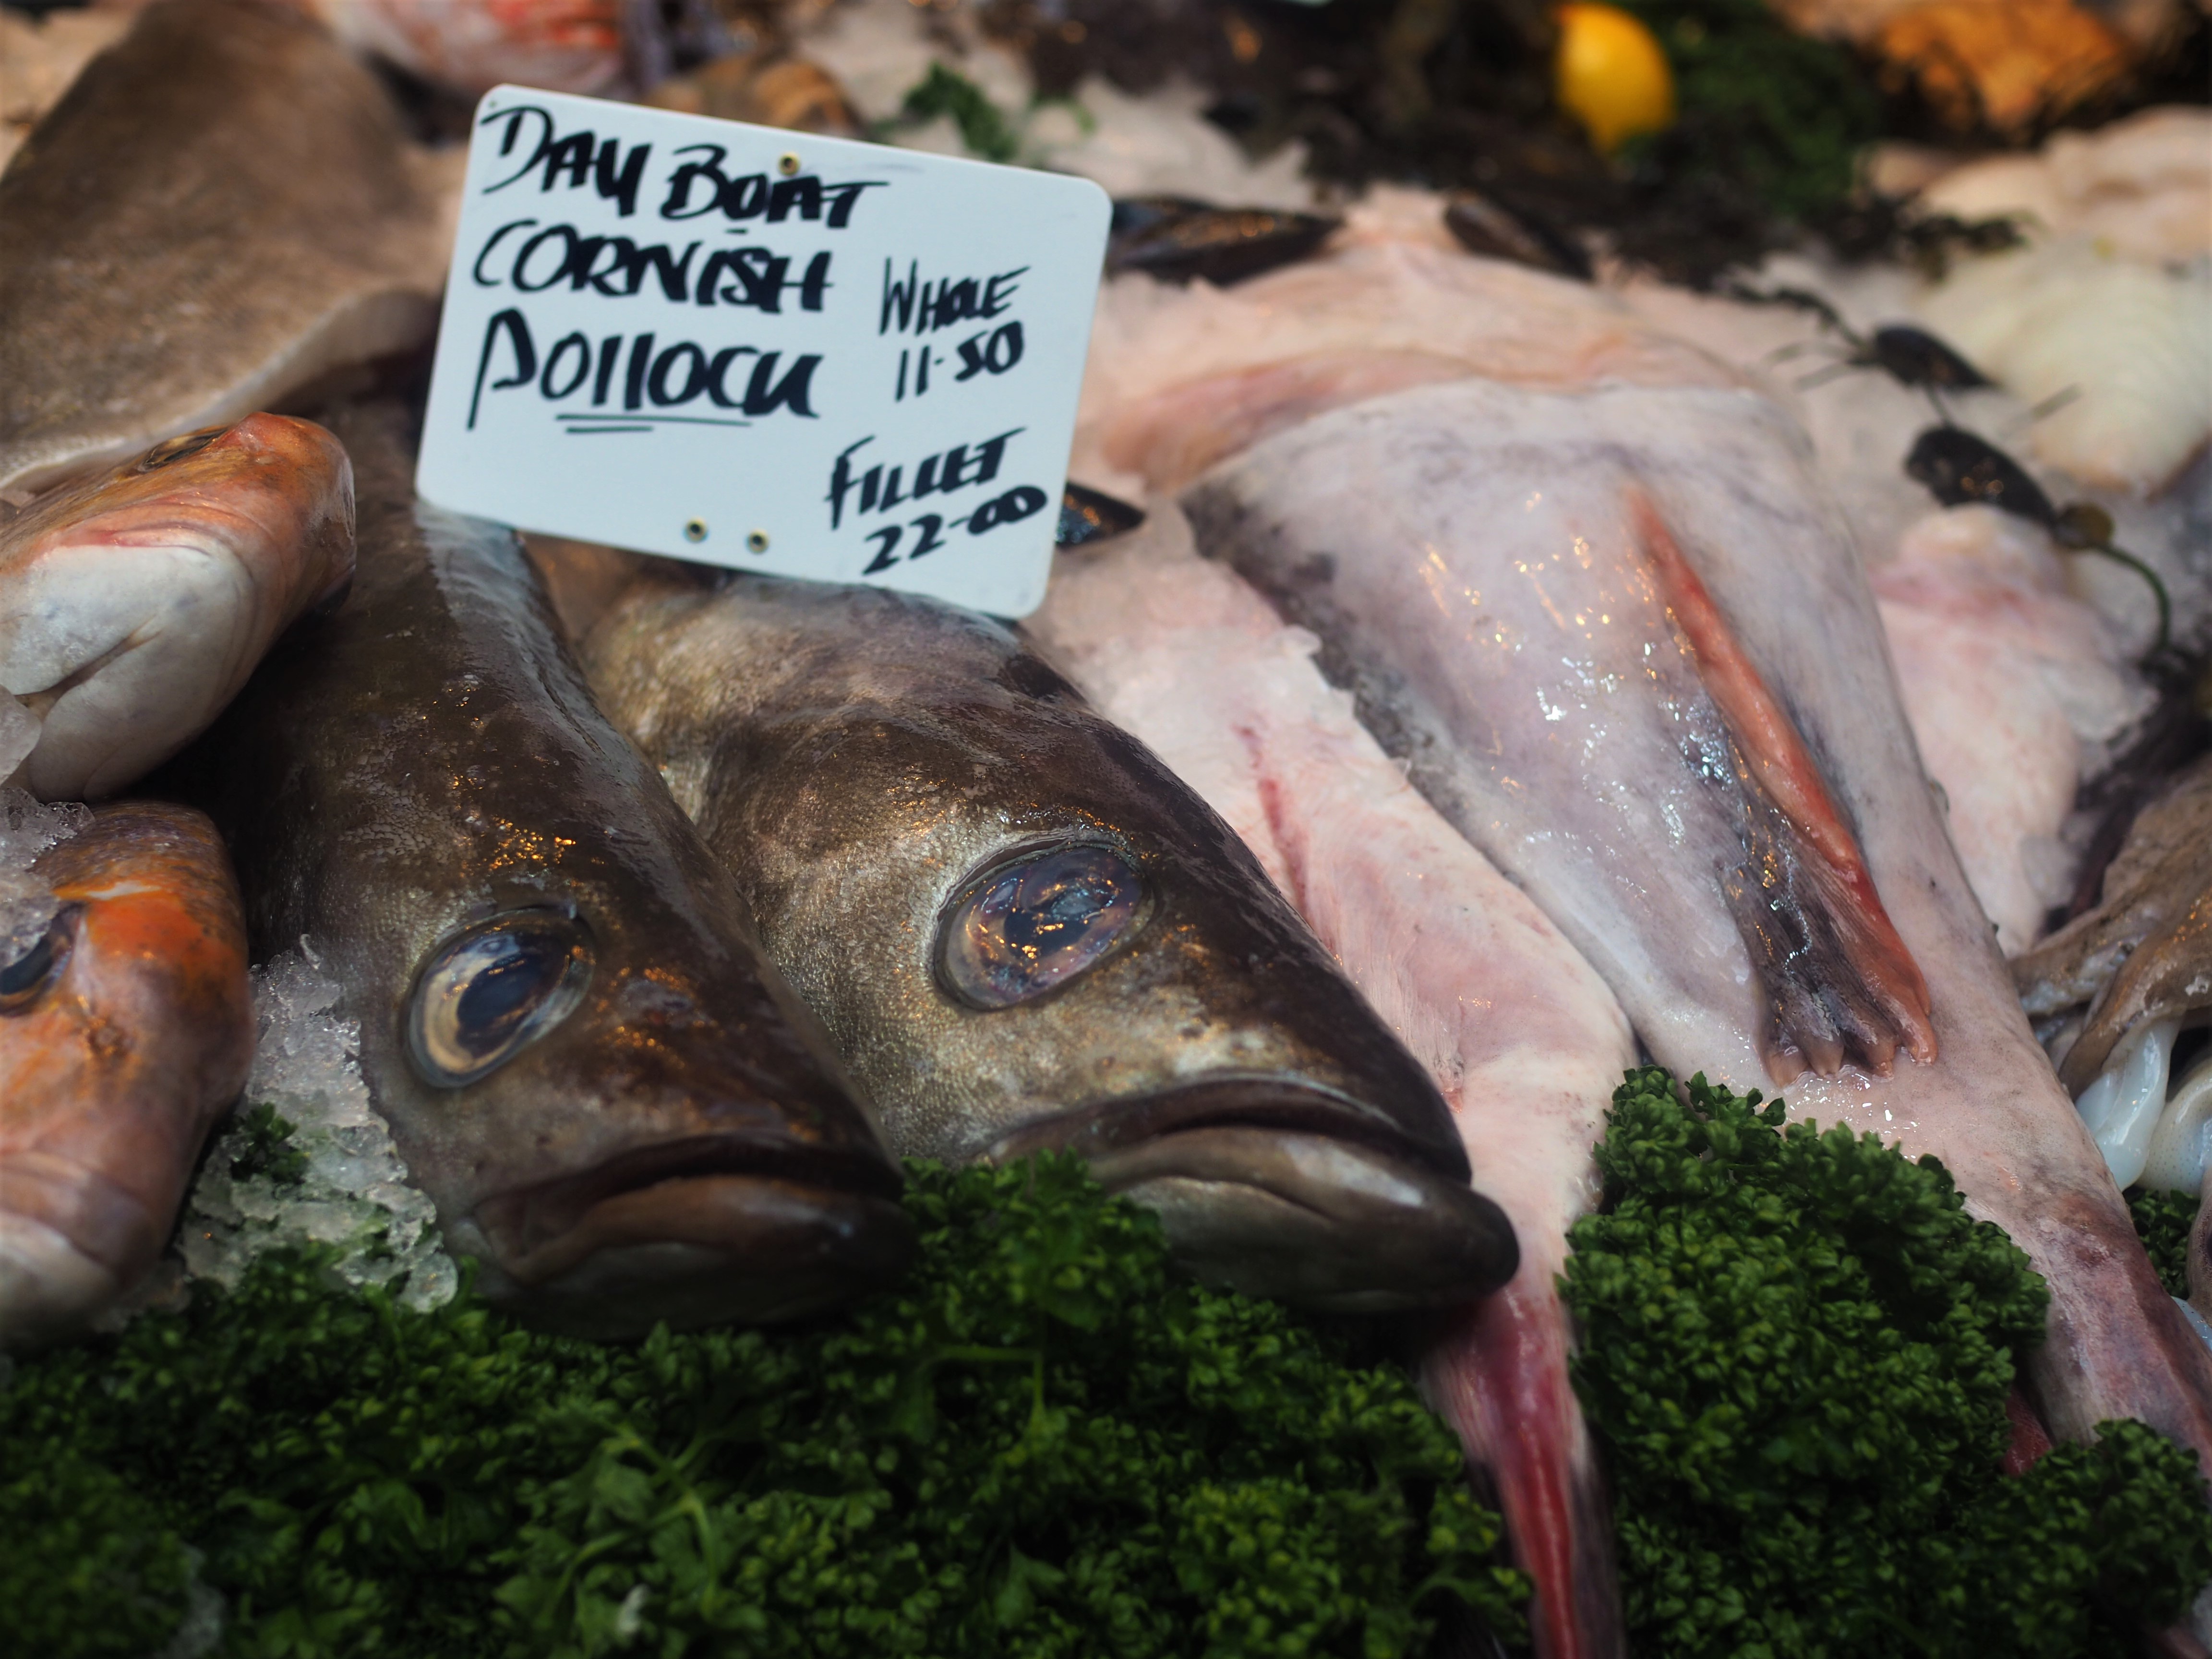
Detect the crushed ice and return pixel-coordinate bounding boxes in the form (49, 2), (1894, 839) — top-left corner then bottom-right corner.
(0, 784), (89, 962)
(179, 941), (456, 1312)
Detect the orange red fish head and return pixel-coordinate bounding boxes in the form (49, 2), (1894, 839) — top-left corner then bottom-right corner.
(0, 415), (355, 800)
(0, 802), (252, 1347)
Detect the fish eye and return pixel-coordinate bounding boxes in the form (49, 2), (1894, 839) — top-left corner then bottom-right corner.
(0, 905), (75, 1015)
(406, 909), (592, 1088)
(938, 843), (1145, 1010)
(137, 426), (226, 471)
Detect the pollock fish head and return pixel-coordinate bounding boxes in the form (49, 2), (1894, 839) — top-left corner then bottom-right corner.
(0, 802), (252, 1347)
(180, 440), (911, 1340)
(0, 414), (354, 801)
(587, 577), (1518, 1313)
(352, 859), (915, 1339)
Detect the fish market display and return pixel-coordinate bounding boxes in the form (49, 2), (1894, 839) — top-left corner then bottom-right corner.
(1030, 508), (1638, 1659)
(1871, 504), (2151, 954)
(1068, 218), (2212, 1462)
(173, 405), (912, 1338)
(584, 572), (1520, 1312)
(0, 794), (252, 1348)
(2018, 751), (2212, 1180)
(0, 414), (354, 802)
(0, 0), (452, 497)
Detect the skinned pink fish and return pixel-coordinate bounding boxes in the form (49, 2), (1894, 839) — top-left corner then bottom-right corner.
(1871, 504), (2151, 956)
(1076, 229), (2212, 1524)
(0, 414), (354, 800)
(1030, 507), (1639, 1659)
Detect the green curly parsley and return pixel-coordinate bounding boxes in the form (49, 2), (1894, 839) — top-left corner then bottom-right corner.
(1, 1156), (1525, 1658)
(1565, 1066), (2212, 1659)
(2128, 1185), (2199, 1300)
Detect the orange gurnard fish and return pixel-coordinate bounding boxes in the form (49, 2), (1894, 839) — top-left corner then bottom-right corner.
(0, 801), (253, 1346)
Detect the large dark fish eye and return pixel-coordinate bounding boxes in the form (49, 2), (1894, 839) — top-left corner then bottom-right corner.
(938, 844), (1145, 1010)
(137, 426), (226, 471)
(407, 909), (592, 1088)
(0, 905), (76, 1015)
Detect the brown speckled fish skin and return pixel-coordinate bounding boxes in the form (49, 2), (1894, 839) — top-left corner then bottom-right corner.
(169, 405), (911, 1339)
(0, 0), (448, 496)
(2018, 752), (2212, 1091)
(584, 574), (1519, 1314)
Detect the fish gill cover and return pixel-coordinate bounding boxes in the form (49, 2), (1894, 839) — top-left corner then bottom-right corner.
(1566, 1066), (2212, 1659)
(0, 1156), (1527, 1659)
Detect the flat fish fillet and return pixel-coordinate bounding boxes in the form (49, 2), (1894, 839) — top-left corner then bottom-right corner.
(1179, 372), (2212, 1461)
(0, 0), (451, 494)
(1030, 509), (1639, 1659)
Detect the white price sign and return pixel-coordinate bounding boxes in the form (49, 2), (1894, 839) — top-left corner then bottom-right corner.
(416, 88), (1110, 616)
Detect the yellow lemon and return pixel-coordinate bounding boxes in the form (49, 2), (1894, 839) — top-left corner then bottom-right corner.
(1554, 3), (1677, 155)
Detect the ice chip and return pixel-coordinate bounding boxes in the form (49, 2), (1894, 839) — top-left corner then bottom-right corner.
(175, 940), (457, 1309)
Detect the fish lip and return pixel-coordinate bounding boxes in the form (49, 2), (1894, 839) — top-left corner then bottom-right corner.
(978, 1074), (1470, 1181)
(471, 1133), (905, 1287)
(981, 1080), (1510, 1311)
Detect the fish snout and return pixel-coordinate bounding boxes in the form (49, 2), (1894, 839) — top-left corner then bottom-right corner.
(463, 1134), (914, 1339)
(984, 1079), (1517, 1313)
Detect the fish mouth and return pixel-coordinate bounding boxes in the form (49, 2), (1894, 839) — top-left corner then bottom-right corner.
(469, 1136), (914, 1339)
(985, 1079), (1517, 1313)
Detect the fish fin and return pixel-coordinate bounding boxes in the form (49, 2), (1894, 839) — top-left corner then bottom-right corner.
(2057, 887), (2212, 1095)
(1631, 492), (1937, 1080)
(1418, 1282), (1625, 1659)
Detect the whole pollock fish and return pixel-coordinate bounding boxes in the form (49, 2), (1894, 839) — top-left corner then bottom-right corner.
(0, 800), (252, 1347)
(1028, 508), (1639, 1659)
(1176, 372), (2212, 1463)
(0, 0), (450, 496)
(584, 574), (1519, 1312)
(0, 414), (354, 801)
(172, 406), (911, 1337)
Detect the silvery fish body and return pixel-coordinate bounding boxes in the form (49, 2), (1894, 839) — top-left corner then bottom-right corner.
(584, 573), (1519, 1312)
(173, 406), (910, 1338)
(0, 0), (449, 495)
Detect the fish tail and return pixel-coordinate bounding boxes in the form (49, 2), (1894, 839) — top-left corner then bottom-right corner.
(1417, 1279), (1626, 1659)
(1630, 491), (1937, 1079)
